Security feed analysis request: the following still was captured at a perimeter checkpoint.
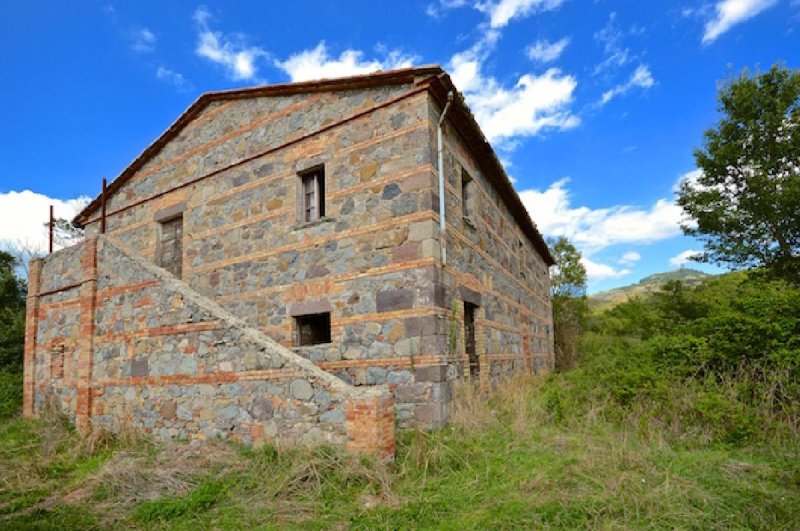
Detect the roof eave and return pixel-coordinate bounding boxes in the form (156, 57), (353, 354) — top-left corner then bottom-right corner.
(73, 65), (443, 226)
(428, 74), (555, 267)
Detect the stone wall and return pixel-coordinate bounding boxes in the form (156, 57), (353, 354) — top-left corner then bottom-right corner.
(79, 82), (453, 427)
(65, 79), (554, 430)
(24, 236), (394, 457)
(429, 97), (555, 384)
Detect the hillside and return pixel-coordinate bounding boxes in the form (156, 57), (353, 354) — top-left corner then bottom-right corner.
(589, 268), (712, 311)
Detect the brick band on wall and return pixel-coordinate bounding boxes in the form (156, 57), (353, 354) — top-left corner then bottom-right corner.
(22, 259), (43, 417)
(75, 237), (98, 432)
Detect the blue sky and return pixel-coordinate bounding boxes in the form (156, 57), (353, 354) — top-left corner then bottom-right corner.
(1, 0), (798, 291)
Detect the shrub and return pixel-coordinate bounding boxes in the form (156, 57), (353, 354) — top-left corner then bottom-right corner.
(0, 370), (21, 420)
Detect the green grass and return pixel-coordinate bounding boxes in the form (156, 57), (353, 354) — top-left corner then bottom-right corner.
(1, 374), (797, 530)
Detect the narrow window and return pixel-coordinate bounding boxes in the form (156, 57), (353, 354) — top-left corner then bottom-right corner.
(51, 345), (65, 379)
(158, 215), (183, 279)
(461, 169), (474, 219)
(301, 167), (325, 223)
(464, 302), (479, 377)
(295, 312), (331, 346)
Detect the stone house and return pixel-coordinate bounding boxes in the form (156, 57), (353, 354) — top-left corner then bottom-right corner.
(23, 66), (554, 457)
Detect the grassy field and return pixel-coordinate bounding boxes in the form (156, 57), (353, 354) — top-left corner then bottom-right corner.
(1, 370), (798, 530)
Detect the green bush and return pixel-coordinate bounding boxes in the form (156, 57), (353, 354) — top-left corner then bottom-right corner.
(555, 271), (800, 446)
(0, 370), (22, 420)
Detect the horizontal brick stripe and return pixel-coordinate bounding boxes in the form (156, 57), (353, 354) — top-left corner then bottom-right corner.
(92, 367), (312, 388)
(442, 174), (544, 266)
(476, 318), (526, 334)
(93, 321), (222, 342)
(83, 86), (430, 226)
(200, 122), (428, 206)
(188, 210), (435, 273)
(329, 165), (434, 200)
(335, 306), (447, 325)
(36, 298), (81, 312)
(215, 258), (437, 302)
(316, 354), (446, 370)
(35, 282), (85, 299)
(188, 164), (433, 242)
(189, 206), (294, 241)
(123, 94), (325, 190)
(95, 279), (161, 301)
(445, 218), (548, 306)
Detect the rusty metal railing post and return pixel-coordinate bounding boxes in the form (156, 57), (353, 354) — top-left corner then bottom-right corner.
(48, 205), (54, 254)
(101, 178), (107, 234)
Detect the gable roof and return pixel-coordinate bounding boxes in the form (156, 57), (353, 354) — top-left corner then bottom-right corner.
(73, 65), (554, 266)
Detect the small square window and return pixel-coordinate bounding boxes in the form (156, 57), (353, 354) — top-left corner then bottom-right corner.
(300, 167), (325, 223)
(295, 312), (331, 346)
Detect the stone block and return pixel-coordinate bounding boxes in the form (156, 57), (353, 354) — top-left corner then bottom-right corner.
(320, 408), (345, 423)
(250, 396), (274, 420)
(459, 286), (482, 307)
(290, 379), (314, 401)
(131, 357), (149, 378)
(414, 364), (447, 383)
(366, 367), (387, 385)
(395, 383), (427, 403)
(376, 289), (414, 313)
(159, 400), (176, 420)
(289, 299), (332, 317)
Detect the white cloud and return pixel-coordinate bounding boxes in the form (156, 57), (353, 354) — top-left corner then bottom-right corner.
(674, 168), (703, 192)
(598, 65), (654, 106)
(582, 257), (631, 282)
(619, 251), (641, 266)
(156, 66), (191, 91)
(669, 249), (702, 268)
(703, 0), (778, 44)
(276, 42), (417, 82)
(449, 34), (579, 145)
(477, 0), (568, 28)
(593, 12), (631, 76)
(0, 190), (90, 254)
(193, 7), (269, 81)
(130, 27), (156, 53)
(518, 177), (684, 254)
(526, 37), (570, 63)
(425, 0), (468, 18)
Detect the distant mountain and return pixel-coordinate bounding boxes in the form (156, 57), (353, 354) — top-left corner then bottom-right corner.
(589, 268), (712, 312)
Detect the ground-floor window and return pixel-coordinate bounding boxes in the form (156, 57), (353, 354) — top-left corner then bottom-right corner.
(295, 312), (331, 346)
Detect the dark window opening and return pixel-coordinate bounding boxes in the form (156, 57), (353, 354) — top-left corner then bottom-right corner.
(296, 312), (331, 346)
(461, 169), (474, 219)
(464, 302), (479, 377)
(158, 215), (183, 279)
(301, 167), (325, 223)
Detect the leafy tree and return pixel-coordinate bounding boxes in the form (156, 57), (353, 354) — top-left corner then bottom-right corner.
(0, 250), (26, 372)
(677, 65), (800, 279)
(548, 237), (589, 371)
(549, 236), (588, 298)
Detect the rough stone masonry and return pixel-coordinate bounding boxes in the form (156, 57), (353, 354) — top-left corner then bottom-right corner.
(24, 66), (555, 458)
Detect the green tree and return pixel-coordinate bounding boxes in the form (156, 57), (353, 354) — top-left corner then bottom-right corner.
(677, 65), (800, 279)
(0, 250), (26, 372)
(548, 237), (589, 371)
(549, 236), (588, 298)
